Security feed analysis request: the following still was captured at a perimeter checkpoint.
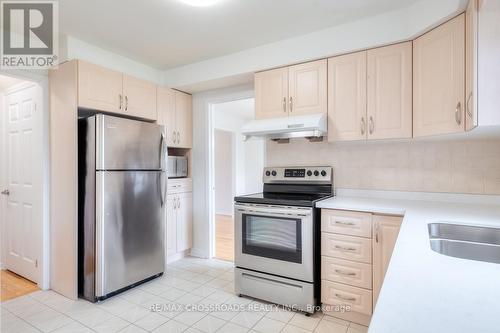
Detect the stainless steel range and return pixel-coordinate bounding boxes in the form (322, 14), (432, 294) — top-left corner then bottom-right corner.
(234, 166), (333, 313)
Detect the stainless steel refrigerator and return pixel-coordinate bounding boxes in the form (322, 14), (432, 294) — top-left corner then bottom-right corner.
(78, 114), (167, 302)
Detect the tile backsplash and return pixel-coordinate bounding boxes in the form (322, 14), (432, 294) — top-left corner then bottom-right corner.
(266, 138), (500, 194)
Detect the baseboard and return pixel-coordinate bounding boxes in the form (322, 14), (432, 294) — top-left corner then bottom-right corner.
(189, 247), (208, 259)
(323, 307), (371, 326)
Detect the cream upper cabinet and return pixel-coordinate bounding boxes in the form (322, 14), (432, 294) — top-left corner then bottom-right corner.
(288, 59), (327, 116)
(157, 88), (192, 148)
(327, 51), (367, 141)
(157, 87), (176, 146)
(175, 91), (193, 149)
(413, 14), (465, 137)
(465, 0), (478, 131)
(176, 192), (193, 252)
(372, 215), (402, 307)
(122, 75), (157, 120)
(255, 67), (288, 119)
(78, 60), (123, 114)
(367, 42), (413, 140)
(77, 60), (158, 121)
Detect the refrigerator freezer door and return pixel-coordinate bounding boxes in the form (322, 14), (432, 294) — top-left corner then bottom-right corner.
(96, 170), (165, 298)
(96, 114), (165, 170)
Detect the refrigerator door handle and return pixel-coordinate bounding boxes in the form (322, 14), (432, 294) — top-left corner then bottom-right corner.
(160, 171), (166, 207)
(160, 133), (166, 171)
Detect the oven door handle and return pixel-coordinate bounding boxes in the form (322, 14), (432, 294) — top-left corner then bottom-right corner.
(235, 207), (312, 218)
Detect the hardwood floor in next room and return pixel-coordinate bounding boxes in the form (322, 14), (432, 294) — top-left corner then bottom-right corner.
(0, 270), (39, 302)
(215, 214), (234, 262)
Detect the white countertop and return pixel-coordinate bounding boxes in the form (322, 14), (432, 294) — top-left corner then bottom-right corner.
(316, 189), (500, 333)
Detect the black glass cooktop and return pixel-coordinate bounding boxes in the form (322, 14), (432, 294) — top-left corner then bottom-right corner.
(234, 192), (332, 207)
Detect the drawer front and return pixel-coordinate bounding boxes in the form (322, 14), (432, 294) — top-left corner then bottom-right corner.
(322, 209), (372, 238)
(322, 256), (372, 289)
(322, 233), (372, 264)
(321, 280), (373, 315)
(168, 178), (192, 194)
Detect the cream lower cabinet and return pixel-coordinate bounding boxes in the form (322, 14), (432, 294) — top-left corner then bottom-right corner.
(176, 192), (193, 252)
(166, 195), (178, 257)
(372, 215), (402, 305)
(321, 209), (402, 326)
(255, 59), (327, 119)
(166, 179), (193, 261)
(413, 14), (465, 137)
(157, 87), (192, 148)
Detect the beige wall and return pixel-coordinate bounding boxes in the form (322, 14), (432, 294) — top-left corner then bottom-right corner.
(267, 138), (500, 194)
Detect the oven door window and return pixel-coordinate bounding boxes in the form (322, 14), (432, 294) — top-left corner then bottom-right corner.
(242, 214), (302, 264)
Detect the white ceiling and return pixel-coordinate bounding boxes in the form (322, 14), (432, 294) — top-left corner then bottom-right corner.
(213, 98), (255, 120)
(59, 0), (421, 70)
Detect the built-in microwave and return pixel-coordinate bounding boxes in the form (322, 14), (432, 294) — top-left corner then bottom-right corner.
(167, 156), (188, 178)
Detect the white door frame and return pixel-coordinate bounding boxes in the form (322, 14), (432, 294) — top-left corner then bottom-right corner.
(205, 92), (262, 259)
(0, 69), (49, 290)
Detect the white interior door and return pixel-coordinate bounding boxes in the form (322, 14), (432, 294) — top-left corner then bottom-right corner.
(3, 84), (41, 283)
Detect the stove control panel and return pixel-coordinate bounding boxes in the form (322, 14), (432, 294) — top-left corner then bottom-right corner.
(263, 166), (333, 184)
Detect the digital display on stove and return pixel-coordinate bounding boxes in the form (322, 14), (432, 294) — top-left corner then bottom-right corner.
(284, 168), (306, 178)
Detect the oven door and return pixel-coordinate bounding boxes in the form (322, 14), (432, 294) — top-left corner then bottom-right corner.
(234, 203), (313, 282)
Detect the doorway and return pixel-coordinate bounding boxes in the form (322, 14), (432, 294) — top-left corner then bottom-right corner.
(0, 74), (46, 300)
(211, 98), (265, 262)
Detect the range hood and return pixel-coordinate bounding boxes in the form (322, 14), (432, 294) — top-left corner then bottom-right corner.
(241, 113), (327, 142)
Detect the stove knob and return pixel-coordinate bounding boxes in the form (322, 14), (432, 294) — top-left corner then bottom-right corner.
(321, 170), (327, 177)
(265, 171), (271, 176)
(271, 170), (277, 176)
(306, 170), (312, 177)
(314, 170), (319, 176)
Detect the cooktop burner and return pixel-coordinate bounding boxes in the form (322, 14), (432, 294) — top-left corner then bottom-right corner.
(234, 192), (332, 207)
(234, 166), (334, 207)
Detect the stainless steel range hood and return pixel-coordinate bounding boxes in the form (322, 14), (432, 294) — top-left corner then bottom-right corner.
(241, 113), (327, 142)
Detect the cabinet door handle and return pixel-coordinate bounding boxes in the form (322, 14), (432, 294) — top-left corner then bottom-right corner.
(334, 269), (356, 277)
(361, 117), (366, 135)
(172, 131), (176, 144)
(335, 220), (356, 226)
(283, 97), (287, 113)
(119, 94), (123, 110)
(375, 221), (379, 243)
(466, 92), (473, 118)
(125, 95), (129, 111)
(369, 116), (374, 135)
(455, 102), (462, 125)
(289, 96), (293, 112)
(177, 132), (180, 144)
(177, 197), (181, 209)
(334, 245), (356, 252)
(335, 293), (356, 302)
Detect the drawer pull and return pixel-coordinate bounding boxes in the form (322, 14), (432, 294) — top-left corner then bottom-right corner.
(335, 293), (356, 302)
(335, 221), (355, 226)
(334, 269), (356, 276)
(334, 245), (356, 251)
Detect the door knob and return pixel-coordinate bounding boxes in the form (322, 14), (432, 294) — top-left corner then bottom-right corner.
(1, 189), (9, 195)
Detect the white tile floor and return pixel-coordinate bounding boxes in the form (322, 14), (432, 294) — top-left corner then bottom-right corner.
(0, 257), (368, 333)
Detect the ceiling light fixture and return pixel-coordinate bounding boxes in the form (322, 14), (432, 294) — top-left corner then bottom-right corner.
(177, 0), (223, 7)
